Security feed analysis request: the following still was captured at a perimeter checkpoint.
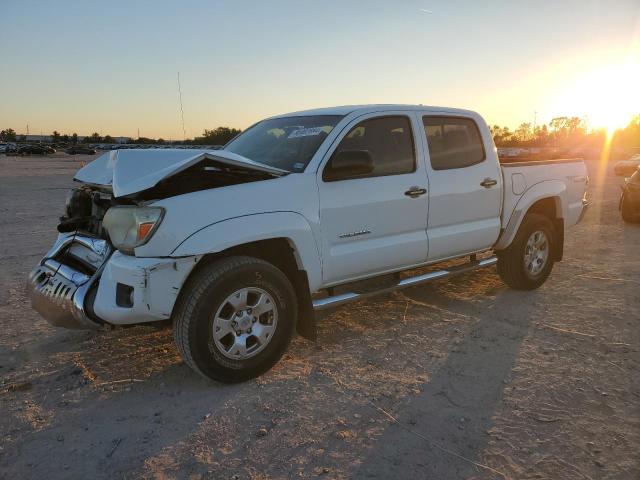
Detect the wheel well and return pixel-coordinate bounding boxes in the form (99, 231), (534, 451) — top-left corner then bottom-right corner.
(527, 197), (557, 219)
(191, 238), (316, 340)
(526, 197), (564, 261)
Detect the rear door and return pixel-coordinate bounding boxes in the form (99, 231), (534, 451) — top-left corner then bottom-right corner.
(317, 113), (430, 285)
(421, 115), (502, 261)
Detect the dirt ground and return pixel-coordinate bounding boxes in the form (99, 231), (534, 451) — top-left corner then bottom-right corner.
(0, 153), (638, 480)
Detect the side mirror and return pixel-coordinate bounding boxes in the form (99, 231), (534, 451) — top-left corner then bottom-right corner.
(323, 150), (374, 181)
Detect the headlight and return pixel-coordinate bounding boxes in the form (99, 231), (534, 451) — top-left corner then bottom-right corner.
(102, 206), (164, 254)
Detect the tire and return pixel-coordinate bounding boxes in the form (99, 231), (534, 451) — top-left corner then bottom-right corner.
(173, 256), (297, 383)
(497, 213), (556, 290)
(621, 194), (637, 223)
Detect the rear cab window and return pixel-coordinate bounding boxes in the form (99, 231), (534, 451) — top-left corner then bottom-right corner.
(423, 116), (485, 170)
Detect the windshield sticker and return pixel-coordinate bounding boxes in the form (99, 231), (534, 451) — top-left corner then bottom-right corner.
(288, 127), (324, 139)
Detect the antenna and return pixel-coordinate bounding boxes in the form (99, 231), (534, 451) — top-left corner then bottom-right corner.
(177, 72), (187, 141)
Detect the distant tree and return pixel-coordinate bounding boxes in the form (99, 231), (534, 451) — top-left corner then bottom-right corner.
(489, 125), (503, 143)
(52, 130), (61, 142)
(491, 126), (517, 146)
(533, 124), (549, 145)
(61, 134), (70, 143)
(103, 135), (114, 143)
(611, 113), (640, 154)
(515, 123), (533, 142)
(0, 128), (17, 141)
(156, 138), (165, 145)
(550, 117), (568, 133)
(548, 116), (587, 146)
(71, 133), (78, 144)
(566, 117), (586, 134)
(194, 126), (241, 145)
(84, 132), (102, 143)
(134, 136), (156, 144)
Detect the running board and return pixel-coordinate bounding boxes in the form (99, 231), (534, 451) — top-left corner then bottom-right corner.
(312, 256), (498, 311)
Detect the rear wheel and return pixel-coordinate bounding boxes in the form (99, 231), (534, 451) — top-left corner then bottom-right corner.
(173, 256), (297, 383)
(621, 193), (637, 223)
(497, 213), (556, 290)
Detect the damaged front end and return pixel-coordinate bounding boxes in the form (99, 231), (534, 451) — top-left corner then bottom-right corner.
(28, 148), (283, 330)
(28, 189), (196, 330)
(27, 233), (112, 329)
(27, 231), (201, 329)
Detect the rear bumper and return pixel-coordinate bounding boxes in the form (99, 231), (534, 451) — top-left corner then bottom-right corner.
(27, 234), (112, 329)
(577, 198), (590, 224)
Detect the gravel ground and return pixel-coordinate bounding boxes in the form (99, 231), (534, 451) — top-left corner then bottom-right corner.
(0, 153), (638, 480)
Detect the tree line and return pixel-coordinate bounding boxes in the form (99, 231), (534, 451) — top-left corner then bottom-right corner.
(0, 126), (242, 146)
(2, 116), (639, 152)
(490, 115), (640, 152)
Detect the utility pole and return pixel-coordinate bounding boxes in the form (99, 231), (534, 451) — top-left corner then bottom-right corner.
(177, 72), (186, 141)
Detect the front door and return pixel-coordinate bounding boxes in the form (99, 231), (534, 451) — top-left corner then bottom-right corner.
(318, 113), (430, 285)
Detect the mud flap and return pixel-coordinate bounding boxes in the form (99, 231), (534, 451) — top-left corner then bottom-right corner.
(292, 269), (316, 341)
(553, 218), (564, 261)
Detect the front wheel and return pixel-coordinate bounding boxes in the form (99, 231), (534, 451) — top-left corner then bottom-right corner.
(173, 256), (297, 383)
(497, 213), (556, 290)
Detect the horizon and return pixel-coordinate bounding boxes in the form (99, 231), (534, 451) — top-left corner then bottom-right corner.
(3, 105), (639, 143)
(1, 0), (639, 139)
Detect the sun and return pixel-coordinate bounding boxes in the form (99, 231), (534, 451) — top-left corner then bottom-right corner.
(548, 61), (640, 133)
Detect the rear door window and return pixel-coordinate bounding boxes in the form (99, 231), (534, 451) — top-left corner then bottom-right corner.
(423, 116), (485, 170)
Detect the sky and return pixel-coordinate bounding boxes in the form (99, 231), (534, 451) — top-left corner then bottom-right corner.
(1, 0), (639, 139)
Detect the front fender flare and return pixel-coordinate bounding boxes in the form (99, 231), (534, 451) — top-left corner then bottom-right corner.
(495, 180), (567, 250)
(170, 211), (323, 291)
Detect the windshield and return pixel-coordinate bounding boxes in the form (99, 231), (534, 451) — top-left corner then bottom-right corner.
(224, 115), (343, 172)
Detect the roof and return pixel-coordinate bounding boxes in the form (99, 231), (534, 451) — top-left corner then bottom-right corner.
(270, 104), (479, 119)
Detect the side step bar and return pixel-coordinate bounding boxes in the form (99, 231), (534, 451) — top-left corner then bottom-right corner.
(312, 256), (498, 311)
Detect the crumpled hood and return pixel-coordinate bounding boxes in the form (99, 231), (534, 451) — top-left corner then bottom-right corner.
(74, 149), (287, 197)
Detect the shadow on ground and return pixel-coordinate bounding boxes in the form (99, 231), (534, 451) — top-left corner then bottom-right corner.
(354, 284), (537, 479)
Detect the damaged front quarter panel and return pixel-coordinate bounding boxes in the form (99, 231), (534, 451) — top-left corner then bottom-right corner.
(92, 252), (201, 325)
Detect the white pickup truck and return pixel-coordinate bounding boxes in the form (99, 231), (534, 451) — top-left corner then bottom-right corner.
(28, 105), (589, 382)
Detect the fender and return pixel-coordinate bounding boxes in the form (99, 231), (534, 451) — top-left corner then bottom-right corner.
(495, 180), (567, 250)
(170, 211), (323, 291)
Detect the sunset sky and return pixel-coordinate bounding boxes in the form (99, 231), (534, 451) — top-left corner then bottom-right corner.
(1, 0), (638, 139)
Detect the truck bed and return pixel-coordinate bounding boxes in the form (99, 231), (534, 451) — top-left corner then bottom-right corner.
(499, 158), (588, 233)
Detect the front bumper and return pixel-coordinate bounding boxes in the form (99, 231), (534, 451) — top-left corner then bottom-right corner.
(27, 233), (201, 329)
(27, 234), (112, 329)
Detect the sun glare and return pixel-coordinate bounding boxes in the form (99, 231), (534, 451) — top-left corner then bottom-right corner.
(549, 61), (640, 133)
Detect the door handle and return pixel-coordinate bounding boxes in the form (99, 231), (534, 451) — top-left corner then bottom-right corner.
(405, 186), (427, 198)
(480, 178), (498, 188)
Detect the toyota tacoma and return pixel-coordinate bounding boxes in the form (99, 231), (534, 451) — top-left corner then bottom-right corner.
(27, 105), (589, 382)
